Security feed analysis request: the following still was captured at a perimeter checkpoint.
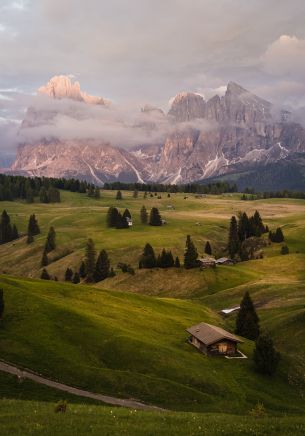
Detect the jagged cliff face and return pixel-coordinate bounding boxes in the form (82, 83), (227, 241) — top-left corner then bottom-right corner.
(10, 77), (305, 185)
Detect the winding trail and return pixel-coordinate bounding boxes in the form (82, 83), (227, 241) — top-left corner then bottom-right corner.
(0, 360), (164, 411)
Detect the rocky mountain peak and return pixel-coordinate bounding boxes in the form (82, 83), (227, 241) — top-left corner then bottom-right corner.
(38, 75), (108, 105)
(168, 92), (206, 122)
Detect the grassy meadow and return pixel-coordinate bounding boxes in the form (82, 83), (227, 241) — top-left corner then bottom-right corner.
(0, 189), (305, 433)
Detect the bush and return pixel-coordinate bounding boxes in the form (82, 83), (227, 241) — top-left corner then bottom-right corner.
(249, 402), (267, 418)
(54, 400), (68, 413)
(253, 333), (280, 375)
(281, 245), (289, 255)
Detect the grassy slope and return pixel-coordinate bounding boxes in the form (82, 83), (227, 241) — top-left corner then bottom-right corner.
(1, 275), (304, 415)
(1, 399), (305, 436)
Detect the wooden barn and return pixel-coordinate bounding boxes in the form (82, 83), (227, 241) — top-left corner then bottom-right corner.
(186, 322), (243, 356)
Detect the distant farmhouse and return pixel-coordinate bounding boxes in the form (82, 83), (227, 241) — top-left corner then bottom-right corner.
(126, 217), (133, 226)
(198, 257), (234, 269)
(187, 322), (243, 356)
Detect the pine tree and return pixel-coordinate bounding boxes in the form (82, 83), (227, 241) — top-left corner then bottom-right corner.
(204, 241), (212, 256)
(94, 249), (110, 282)
(149, 207), (162, 226)
(235, 291), (260, 340)
(139, 243), (157, 268)
(40, 268), (50, 280)
(72, 272), (80, 284)
(85, 238), (96, 282)
(275, 227), (284, 243)
(253, 333), (281, 375)
(65, 267), (73, 281)
(41, 249), (49, 267)
(184, 235), (198, 269)
(253, 210), (265, 236)
(140, 205), (148, 224)
(115, 212), (129, 229)
(0, 210), (13, 244)
(238, 212), (250, 241)
(28, 214), (40, 236)
(175, 256), (181, 268)
(79, 261), (86, 278)
(116, 190), (122, 200)
(0, 289), (4, 320)
(106, 207), (119, 228)
(228, 216), (240, 259)
(45, 227), (56, 252)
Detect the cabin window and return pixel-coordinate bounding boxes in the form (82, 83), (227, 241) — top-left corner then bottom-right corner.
(218, 343), (227, 353)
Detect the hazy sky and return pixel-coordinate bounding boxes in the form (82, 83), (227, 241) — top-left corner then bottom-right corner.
(1, 0), (305, 108)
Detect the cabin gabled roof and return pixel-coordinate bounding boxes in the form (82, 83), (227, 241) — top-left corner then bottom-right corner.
(186, 322), (243, 346)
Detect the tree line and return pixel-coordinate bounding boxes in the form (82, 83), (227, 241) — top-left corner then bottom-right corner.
(103, 181), (237, 194)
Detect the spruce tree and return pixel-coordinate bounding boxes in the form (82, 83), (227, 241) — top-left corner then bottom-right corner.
(94, 249), (110, 282)
(238, 212), (250, 241)
(85, 238), (96, 282)
(140, 205), (148, 224)
(149, 207), (162, 226)
(228, 216), (239, 259)
(0, 210), (13, 244)
(116, 190), (122, 200)
(0, 289), (4, 320)
(253, 210), (265, 236)
(204, 241), (212, 256)
(41, 249), (49, 267)
(253, 333), (280, 375)
(72, 272), (80, 284)
(65, 268), (73, 281)
(175, 256), (181, 268)
(45, 227), (56, 252)
(79, 261), (86, 278)
(235, 291), (260, 340)
(275, 227), (284, 243)
(28, 214), (40, 236)
(115, 212), (129, 229)
(106, 207), (119, 228)
(184, 235), (198, 269)
(139, 243), (157, 268)
(41, 268), (50, 280)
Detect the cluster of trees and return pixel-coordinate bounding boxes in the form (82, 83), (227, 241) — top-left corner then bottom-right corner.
(82, 239), (114, 283)
(107, 207), (131, 229)
(0, 210), (19, 244)
(0, 174), (93, 202)
(64, 267), (80, 284)
(139, 243), (180, 269)
(269, 228), (284, 243)
(242, 188), (305, 200)
(227, 210), (267, 259)
(103, 181), (237, 194)
(117, 262), (135, 275)
(87, 186), (101, 198)
(236, 291), (280, 375)
(38, 186), (61, 204)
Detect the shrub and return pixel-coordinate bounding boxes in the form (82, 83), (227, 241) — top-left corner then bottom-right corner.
(54, 400), (68, 413)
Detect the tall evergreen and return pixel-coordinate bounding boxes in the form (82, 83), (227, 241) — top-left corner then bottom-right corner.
(158, 249), (175, 268)
(204, 241), (212, 256)
(106, 207), (119, 228)
(228, 216), (239, 259)
(116, 190), (122, 200)
(65, 267), (73, 281)
(253, 333), (280, 375)
(0, 289), (4, 320)
(238, 212), (250, 241)
(139, 243), (157, 268)
(45, 227), (56, 253)
(28, 214), (40, 236)
(184, 235), (198, 269)
(115, 211), (129, 229)
(85, 238), (96, 282)
(79, 261), (87, 278)
(94, 249), (110, 282)
(235, 291), (260, 340)
(253, 210), (265, 236)
(140, 205), (148, 224)
(40, 268), (50, 280)
(41, 249), (49, 267)
(0, 210), (13, 244)
(149, 207), (162, 226)
(175, 256), (181, 268)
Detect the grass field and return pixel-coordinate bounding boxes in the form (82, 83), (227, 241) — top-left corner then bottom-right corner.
(0, 190), (305, 433)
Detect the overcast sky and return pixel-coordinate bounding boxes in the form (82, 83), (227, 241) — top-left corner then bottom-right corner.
(1, 0), (305, 108)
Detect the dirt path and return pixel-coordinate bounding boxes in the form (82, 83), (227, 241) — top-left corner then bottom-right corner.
(0, 360), (163, 411)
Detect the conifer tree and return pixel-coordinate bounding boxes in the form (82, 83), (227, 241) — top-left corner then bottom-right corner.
(204, 241), (212, 256)
(85, 238), (96, 282)
(116, 190), (122, 200)
(140, 205), (148, 224)
(228, 216), (239, 259)
(94, 249), (110, 282)
(175, 256), (181, 268)
(116, 212), (129, 229)
(253, 210), (265, 236)
(139, 243), (157, 268)
(28, 214), (40, 236)
(79, 261), (86, 278)
(0, 289), (4, 320)
(106, 207), (119, 228)
(238, 212), (250, 241)
(40, 268), (50, 280)
(0, 210), (13, 244)
(123, 209), (131, 220)
(45, 227), (56, 252)
(235, 291), (260, 340)
(41, 249), (49, 267)
(184, 235), (198, 269)
(72, 272), (80, 284)
(65, 267), (73, 281)
(253, 333), (280, 375)
(149, 207), (162, 226)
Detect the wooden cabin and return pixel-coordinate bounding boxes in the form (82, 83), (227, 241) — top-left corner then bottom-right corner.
(186, 322), (243, 356)
(216, 257), (234, 265)
(198, 257), (216, 268)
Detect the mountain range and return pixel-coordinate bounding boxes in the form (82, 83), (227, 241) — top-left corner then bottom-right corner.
(6, 75), (305, 189)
